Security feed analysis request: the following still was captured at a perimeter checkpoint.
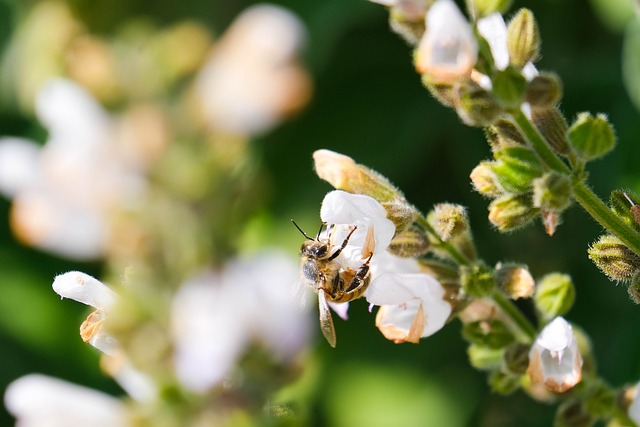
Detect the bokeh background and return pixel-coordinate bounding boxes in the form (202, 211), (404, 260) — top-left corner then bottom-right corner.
(1, 0), (639, 425)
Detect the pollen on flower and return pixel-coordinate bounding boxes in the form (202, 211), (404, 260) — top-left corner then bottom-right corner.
(80, 311), (105, 344)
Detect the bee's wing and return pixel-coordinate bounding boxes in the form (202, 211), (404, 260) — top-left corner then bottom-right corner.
(294, 278), (309, 310)
(318, 290), (337, 348)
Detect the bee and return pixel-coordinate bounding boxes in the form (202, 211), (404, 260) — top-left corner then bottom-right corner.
(292, 220), (374, 347)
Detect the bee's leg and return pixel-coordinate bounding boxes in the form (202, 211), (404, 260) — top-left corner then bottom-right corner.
(344, 253), (373, 293)
(328, 225), (358, 261)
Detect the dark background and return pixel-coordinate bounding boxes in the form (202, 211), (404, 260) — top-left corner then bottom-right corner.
(1, 0), (639, 425)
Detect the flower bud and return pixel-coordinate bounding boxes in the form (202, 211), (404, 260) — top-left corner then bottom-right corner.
(457, 85), (502, 126)
(627, 271), (640, 304)
(460, 262), (495, 298)
(525, 72), (563, 108)
(470, 161), (504, 197)
(492, 146), (543, 194)
(532, 172), (573, 212)
(415, 0), (478, 82)
(466, 0), (513, 18)
(429, 203), (469, 241)
(488, 194), (539, 231)
(587, 234), (640, 282)
(388, 1), (428, 45)
(421, 76), (458, 107)
(504, 343), (530, 375)
(495, 263), (535, 299)
(583, 380), (616, 418)
(489, 370), (521, 395)
(534, 273), (575, 321)
(462, 319), (514, 349)
(609, 190), (640, 230)
(532, 107), (570, 156)
(387, 225), (430, 258)
(313, 149), (416, 232)
(567, 112), (616, 161)
(554, 400), (593, 427)
(491, 67), (527, 111)
(467, 344), (503, 370)
(507, 8), (540, 68)
(487, 119), (526, 152)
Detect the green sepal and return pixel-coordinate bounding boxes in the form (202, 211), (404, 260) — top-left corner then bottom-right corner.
(534, 272), (575, 321)
(492, 66), (527, 111)
(492, 146), (543, 194)
(567, 112), (616, 161)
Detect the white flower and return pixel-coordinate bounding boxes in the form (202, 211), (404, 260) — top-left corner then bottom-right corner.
(415, 0), (478, 82)
(0, 78), (145, 259)
(476, 13), (538, 86)
(52, 271), (156, 401)
(4, 374), (130, 427)
(527, 317), (583, 393)
(171, 251), (311, 392)
(196, 4), (311, 135)
(318, 190), (451, 343)
(628, 384), (640, 425)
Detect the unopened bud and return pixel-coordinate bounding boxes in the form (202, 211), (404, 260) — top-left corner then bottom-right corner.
(526, 72), (563, 108)
(492, 146), (543, 194)
(460, 262), (495, 298)
(491, 67), (527, 111)
(504, 343), (530, 375)
(495, 263), (535, 299)
(421, 76), (458, 107)
(554, 400), (593, 427)
(489, 118), (527, 150)
(467, 344), (503, 370)
(534, 273), (575, 321)
(466, 0), (513, 18)
(567, 112), (616, 161)
(588, 235), (640, 282)
(583, 380), (616, 418)
(313, 149), (416, 232)
(628, 271), (640, 304)
(532, 107), (570, 156)
(470, 161), (504, 197)
(507, 8), (540, 68)
(488, 194), (539, 231)
(489, 370), (521, 395)
(457, 85), (502, 126)
(532, 172), (573, 212)
(430, 203), (469, 241)
(610, 190), (640, 230)
(387, 225), (430, 257)
(462, 319), (514, 349)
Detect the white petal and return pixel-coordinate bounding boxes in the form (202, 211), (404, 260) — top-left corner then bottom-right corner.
(4, 374), (129, 427)
(477, 13), (509, 71)
(537, 317), (573, 352)
(328, 301), (350, 320)
(52, 271), (117, 310)
(0, 138), (41, 197)
(35, 78), (111, 149)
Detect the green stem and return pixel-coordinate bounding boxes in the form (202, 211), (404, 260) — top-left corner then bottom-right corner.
(512, 110), (640, 256)
(491, 289), (537, 343)
(416, 215), (471, 266)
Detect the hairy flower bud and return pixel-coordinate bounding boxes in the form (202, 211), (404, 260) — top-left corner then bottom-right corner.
(507, 8), (540, 68)
(532, 107), (570, 156)
(470, 161), (504, 197)
(387, 225), (430, 257)
(430, 203), (469, 241)
(534, 273), (575, 321)
(492, 146), (543, 194)
(313, 149), (416, 232)
(526, 72), (563, 108)
(388, 1), (429, 45)
(492, 67), (527, 111)
(489, 118), (527, 150)
(421, 76), (458, 107)
(588, 235), (640, 282)
(467, 344), (503, 370)
(554, 400), (594, 427)
(457, 85), (502, 126)
(567, 112), (616, 161)
(488, 194), (539, 231)
(460, 262), (495, 298)
(495, 263), (535, 299)
(504, 343), (531, 375)
(532, 172), (573, 212)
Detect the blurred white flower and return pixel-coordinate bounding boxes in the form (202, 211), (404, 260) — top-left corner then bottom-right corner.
(629, 384), (640, 425)
(527, 316), (583, 393)
(52, 271), (156, 401)
(0, 78), (145, 259)
(196, 4), (311, 135)
(171, 250), (311, 393)
(415, 0), (478, 82)
(318, 190), (451, 343)
(4, 374), (130, 427)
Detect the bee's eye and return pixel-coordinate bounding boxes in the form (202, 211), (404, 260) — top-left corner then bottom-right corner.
(313, 245), (328, 257)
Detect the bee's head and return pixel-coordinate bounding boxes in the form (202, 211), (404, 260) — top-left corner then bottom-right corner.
(301, 240), (329, 258)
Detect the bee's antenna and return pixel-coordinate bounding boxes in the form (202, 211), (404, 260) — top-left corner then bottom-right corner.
(291, 219), (315, 240)
(315, 222), (326, 240)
